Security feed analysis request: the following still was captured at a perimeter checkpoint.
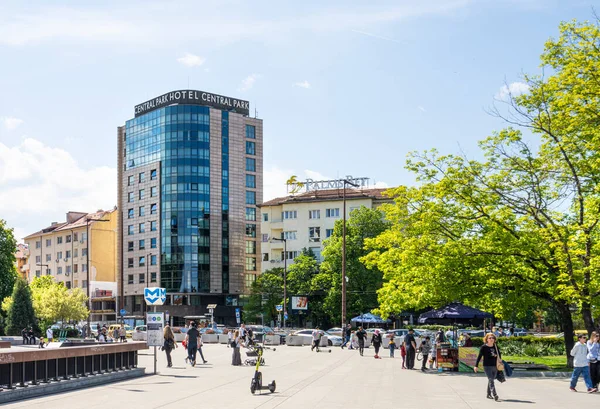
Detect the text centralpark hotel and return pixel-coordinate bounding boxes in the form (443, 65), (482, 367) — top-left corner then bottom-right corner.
(117, 90), (263, 325)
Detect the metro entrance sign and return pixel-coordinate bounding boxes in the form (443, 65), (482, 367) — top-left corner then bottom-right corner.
(144, 287), (166, 306)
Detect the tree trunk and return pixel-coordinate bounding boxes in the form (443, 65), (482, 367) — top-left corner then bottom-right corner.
(556, 301), (574, 368)
(581, 303), (595, 336)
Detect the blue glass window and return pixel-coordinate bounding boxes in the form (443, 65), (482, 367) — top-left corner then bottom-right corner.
(246, 158), (255, 172)
(139, 223), (145, 233)
(151, 203), (157, 214)
(246, 191), (256, 205)
(245, 208), (256, 221)
(246, 141), (255, 155)
(128, 225), (134, 235)
(246, 174), (256, 188)
(150, 221), (157, 231)
(245, 124), (255, 139)
(151, 254), (157, 265)
(139, 189), (145, 200)
(151, 169), (157, 180)
(128, 192), (134, 203)
(139, 239), (145, 250)
(139, 206), (145, 217)
(127, 208), (134, 219)
(150, 237), (157, 249)
(139, 256), (146, 267)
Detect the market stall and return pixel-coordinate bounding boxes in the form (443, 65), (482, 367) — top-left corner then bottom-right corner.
(418, 302), (493, 372)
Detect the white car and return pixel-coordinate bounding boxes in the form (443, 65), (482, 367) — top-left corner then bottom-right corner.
(293, 329), (343, 346)
(132, 325), (147, 341)
(326, 327), (343, 337)
(382, 329), (422, 349)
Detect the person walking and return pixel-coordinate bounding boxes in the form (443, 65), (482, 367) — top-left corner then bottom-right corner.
(232, 330), (242, 366)
(474, 333), (503, 401)
(46, 327), (53, 343)
(341, 324), (352, 349)
(311, 327), (322, 352)
(588, 331), (600, 389)
(185, 321), (200, 367)
(163, 324), (177, 367)
(119, 325), (126, 342)
(239, 324), (246, 343)
(405, 328), (417, 369)
(570, 334), (597, 393)
(355, 327), (367, 356)
(197, 333), (208, 364)
(400, 343), (407, 368)
(372, 329), (382, 359)
(227, 329), (233, 347)
(420, 336), (432, 371)
(388, 334), (396, 358)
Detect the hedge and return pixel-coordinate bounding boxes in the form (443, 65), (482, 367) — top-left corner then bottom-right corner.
(470, 336), (565, 356)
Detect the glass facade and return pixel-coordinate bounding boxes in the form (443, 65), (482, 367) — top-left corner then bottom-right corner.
(125, 105), (212, 293)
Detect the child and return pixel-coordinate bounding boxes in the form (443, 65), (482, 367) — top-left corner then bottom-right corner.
(389, 334), (396, 358)
(401, 343), (407, 369)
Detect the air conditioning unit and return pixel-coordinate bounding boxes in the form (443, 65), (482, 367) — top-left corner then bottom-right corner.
(56, 259), (60, 263)
(65, 272), (70, 276)
(64, 258), (69, 262)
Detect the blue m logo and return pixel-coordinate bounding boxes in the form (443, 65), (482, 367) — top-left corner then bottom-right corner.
(144, 287), (166, 305)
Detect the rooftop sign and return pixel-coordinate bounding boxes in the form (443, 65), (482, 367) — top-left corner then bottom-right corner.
(288, 176), (370, 193)
(134, 90), (250, 117)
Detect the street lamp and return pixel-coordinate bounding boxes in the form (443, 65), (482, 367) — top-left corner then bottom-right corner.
(341, 178), (359, 329)
(86, 216), (110, 331)
(270, 237), (287, 328)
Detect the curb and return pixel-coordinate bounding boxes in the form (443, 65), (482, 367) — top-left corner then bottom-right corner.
(430, 371), (570, 378)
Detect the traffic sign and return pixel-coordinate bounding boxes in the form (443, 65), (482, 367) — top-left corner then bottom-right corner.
(119, 308), (127, 316)
(144, 287), (166, 305)
(275, 305), (283, 312)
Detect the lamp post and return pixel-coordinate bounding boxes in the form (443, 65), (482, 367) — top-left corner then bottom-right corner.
(144, 252), (153, 317)
(86, 216), (110, 331)
(270, 237), (287, 328)
(341, 178), (359, 329)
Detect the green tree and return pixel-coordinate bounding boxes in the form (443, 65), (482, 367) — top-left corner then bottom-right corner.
(242, 268), (284, 324)
(30, 276), (88, 329)
(0, 220), (17, 308)
(5, 278), (36, 335)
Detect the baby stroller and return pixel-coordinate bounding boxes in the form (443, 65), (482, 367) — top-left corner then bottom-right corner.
(244, 344), (266, 366)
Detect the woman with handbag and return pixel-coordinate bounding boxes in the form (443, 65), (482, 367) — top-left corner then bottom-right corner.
(231, 330), (242, 366)
(474, 333), (503, 401)
(163, 324), (177, 368)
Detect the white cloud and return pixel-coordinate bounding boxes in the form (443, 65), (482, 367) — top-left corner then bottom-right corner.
(496, 81), (530, 100)
(239, 74), (259, 92)
(351, 29), (403, 44)
(0, 138), (117, 241)
(293, 80), (311, 89)
(417, 106), (426, 112)
(1, 117), (24, 130)
(177, 53), (205, 67)
(373, 181), (390, 189)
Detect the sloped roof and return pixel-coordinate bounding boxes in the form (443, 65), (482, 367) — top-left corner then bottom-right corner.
(259, 188), (390, 207)
(23, 209), (115, 240)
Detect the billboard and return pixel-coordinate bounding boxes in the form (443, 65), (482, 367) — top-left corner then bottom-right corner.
(292, 296), (308, 310)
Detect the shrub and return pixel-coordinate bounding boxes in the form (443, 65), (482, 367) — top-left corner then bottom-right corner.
(470, 336), (565, 356)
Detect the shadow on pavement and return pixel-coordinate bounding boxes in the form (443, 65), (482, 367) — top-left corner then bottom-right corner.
(501, 399), (536, 404)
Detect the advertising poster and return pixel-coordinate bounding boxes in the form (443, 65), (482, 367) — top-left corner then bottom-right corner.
(146, 312), (165, 347)
(458, 347), (484, 372)
(292, 296), (308, 310)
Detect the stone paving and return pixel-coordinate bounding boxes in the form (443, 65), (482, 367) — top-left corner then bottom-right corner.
(0, 343), (593, 408)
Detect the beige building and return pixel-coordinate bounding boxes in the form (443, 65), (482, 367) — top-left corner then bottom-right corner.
(117, 90), (262, 326)
(259, 188), (390, 271)
(23, 209), (118, 323)
(14, 243), (29, 280)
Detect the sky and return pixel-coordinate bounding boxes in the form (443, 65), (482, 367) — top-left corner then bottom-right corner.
(0, 0), (597, 242)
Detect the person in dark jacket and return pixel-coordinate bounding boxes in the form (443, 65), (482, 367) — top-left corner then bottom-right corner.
(355, 327), (367, 356)
(372, 330), (382, 359)
(341, 324), (352, 349)
(163, 324), (177, 367)
(475, 333), (502, 401)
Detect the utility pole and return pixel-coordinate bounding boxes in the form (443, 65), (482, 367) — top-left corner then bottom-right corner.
(270, 237), (287, 328)
(342, 179), (359, 329)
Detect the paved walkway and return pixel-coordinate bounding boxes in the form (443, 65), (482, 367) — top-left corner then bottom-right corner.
(1, 344), (589, 408)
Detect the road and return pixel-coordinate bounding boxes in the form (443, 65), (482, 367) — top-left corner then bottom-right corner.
(1, 343), (587, 408)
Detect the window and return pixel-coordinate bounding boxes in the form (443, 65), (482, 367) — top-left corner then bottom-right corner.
(128, 175), (134, 186)
(246, 158), (255, 172)
(36, 270), (41, 277)
(191, 183), (198, 191)
(74, 232), (78, 241)
(245, 273), (256, 288)
(244, 174), (256, 188)
(150, 169), (157, 180)
(150, 238), (157, 249)
(326, 208), (340, 218)
(66, 265), (71, 275)
(246, 124), (256, 139)
(57, 267), (63, 275)
(151, 254), (157, 265)
(139, 206), (145, 217)
(46, 254), (51, 262)
(246, 241), (256, 254)
(283, 210), (297, 219)
(150, 203), (157, 214)
(128, 241), (134, 251)
(139, 239), (145, 250)
(82, 280), (87, 288)
(74, 264), (78, 273)
(310, 247), (322, 261)
(262, 234), (269, 242)
(65, 250), (71, 258)
(128, 258), (134, 268)
(57, 251), (63, 260)
(82, 264), (87, 273)
(151, 186), (157, 197)
(128, 208), (134, 219)
(263, 253), (269, 261)
(139, 256), (146, 267)
(245, 257), (257, 271)
(128, 192), (134, 203)
(82, 232), (87, 241)
(82, 248), (88, 257)
(74, 249), (78, 257)
(35, 241), (41, 249)
(45, 239), (51, 247)
(286, 251), (299, 260)
(46, 268), (51, 275)
(246, 224), (256, 238)
(128, 225), (134, 235)
(57, 236), (63, 244)
(246, 191), (256, 205)
(245, 208), (256, 221)
(262, 213), (268, 222)
(139, 274), (145, 284)
(283, 231), (297, 240)
(309, 210), (320, 219)
(139, 223), (145, 233)
(35, 255), (41, 263)
(128, 274), (134, 284)
(139, 172), (145, 183)
(326, 229), (334, 238)
(309, 226), (321, 242)
(150, 221), (157, 231)
(139, 189), (145, 200)
(349, 206), (359, 214)
(151, 272), (157, 283)
(246, 141), (256, 155)
(66, 235), (72, 243)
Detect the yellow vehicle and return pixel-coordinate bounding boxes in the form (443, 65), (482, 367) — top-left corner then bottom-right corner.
(543, 330), (588, 338)
(106, 324), (134, 338)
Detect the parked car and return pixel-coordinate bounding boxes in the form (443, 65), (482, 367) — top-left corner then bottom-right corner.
(106, 324), (134, 338)
(132, 325), (147, 341)
(326, 327), (343, 337)
(293, 329), (343, 346)
(382, 329), (422, 348)
(246, 325), (274, 342)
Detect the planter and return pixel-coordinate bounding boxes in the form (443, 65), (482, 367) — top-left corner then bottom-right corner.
(319, 336), (329, 347)
(202, 333), (219, 343)
(218, 334), (229, 344)
(264, 335), (280, 346)
(174, 333), (186, 342)
(286, 335), (304, 346)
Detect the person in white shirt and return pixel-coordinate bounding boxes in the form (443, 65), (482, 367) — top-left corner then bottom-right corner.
(311, 327), (322, 352)
(46, 327), (53, 342)
(239, 324), (246, 343)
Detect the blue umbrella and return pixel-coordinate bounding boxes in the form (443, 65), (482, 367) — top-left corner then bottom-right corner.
(350, 313), (390, 324)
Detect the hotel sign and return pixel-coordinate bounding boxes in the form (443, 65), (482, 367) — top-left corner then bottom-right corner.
(288, 176), (370, 193)
(134, 90), (250, 117)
